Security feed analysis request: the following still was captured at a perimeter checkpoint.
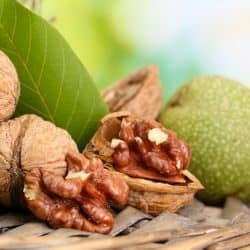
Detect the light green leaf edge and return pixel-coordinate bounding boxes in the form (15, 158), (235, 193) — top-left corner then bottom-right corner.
(0, 0), (108, 150)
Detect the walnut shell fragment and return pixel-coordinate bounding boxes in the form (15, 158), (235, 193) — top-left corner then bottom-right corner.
(102, 65), (163, 119)
(0, 114), (78, 208)
(0, 51), (20, 122)
(84, 112), (203, 215)
(110, 170), (202, 216)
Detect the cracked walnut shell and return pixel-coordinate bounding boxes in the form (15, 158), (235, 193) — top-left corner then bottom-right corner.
(84, 112), (203, 215)
(102, 65), (163, 119)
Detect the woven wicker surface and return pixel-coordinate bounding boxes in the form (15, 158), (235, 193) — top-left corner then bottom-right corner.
(0, 197), (249, 250)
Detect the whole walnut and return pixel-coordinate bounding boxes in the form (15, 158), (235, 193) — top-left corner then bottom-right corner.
(0, 114), (78, 208)
(0, 51), (20, 121)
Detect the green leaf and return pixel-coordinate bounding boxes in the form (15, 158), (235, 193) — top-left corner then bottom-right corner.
(0, 0), (108, 150)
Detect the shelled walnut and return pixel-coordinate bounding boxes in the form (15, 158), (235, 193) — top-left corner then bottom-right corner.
(84, 112), (203, 215)
(25, 151), (128, 233)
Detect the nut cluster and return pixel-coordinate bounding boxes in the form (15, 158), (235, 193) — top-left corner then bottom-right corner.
(0, 51), (199, 231)
(24, 151), (129, 234)
(0, 51), (129, 234)
(111, 117), (191, 184)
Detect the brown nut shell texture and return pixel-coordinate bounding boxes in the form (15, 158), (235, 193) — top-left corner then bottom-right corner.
(0, 114), (78, 208)
(102, 65), (163, 119)
(0, 51), (20, 122)
(84, 112), (203, 215)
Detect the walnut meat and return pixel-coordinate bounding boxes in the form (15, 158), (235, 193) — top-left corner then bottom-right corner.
(0, 51), (20, 121)
(84, 112), (203, 215)
(24, 151), (128, 234)
(112, 116), (191, 183)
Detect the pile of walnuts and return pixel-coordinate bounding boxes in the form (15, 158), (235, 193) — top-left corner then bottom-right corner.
(0, 51), (197, 234)
(0, 51), (129, 233)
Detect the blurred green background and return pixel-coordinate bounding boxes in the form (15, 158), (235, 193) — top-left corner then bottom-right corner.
(21, 0), (250, 100)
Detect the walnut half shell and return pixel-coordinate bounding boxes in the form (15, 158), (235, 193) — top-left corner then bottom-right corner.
(84, 112), (203, 215)
(102, 65), (163, 119)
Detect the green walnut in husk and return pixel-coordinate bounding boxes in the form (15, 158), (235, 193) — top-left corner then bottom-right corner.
(160, 76), (250, 204)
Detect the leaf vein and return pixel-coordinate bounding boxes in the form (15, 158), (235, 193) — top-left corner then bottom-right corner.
(77, 96), (96, 143)
(38, 21), (47, 87)
(22, 82), (38, 94)
(25, 11), (32, 64)
(1, 47), (18, 56)
(0, 0), (4, 22)
(65, 72), (81, 130)
(53, 41), (65, 115)
(11, 2), (17, 40)
(19, 100), (49, 119)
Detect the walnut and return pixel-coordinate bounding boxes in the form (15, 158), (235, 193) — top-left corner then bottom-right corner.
(102, 65), (163, 119)
(84, 112), (203, 215)
(24, 151), (128, 234)
(0, 51), (20, 122)
(112, 116), (191, 183)
(0, 114), (78, 208)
